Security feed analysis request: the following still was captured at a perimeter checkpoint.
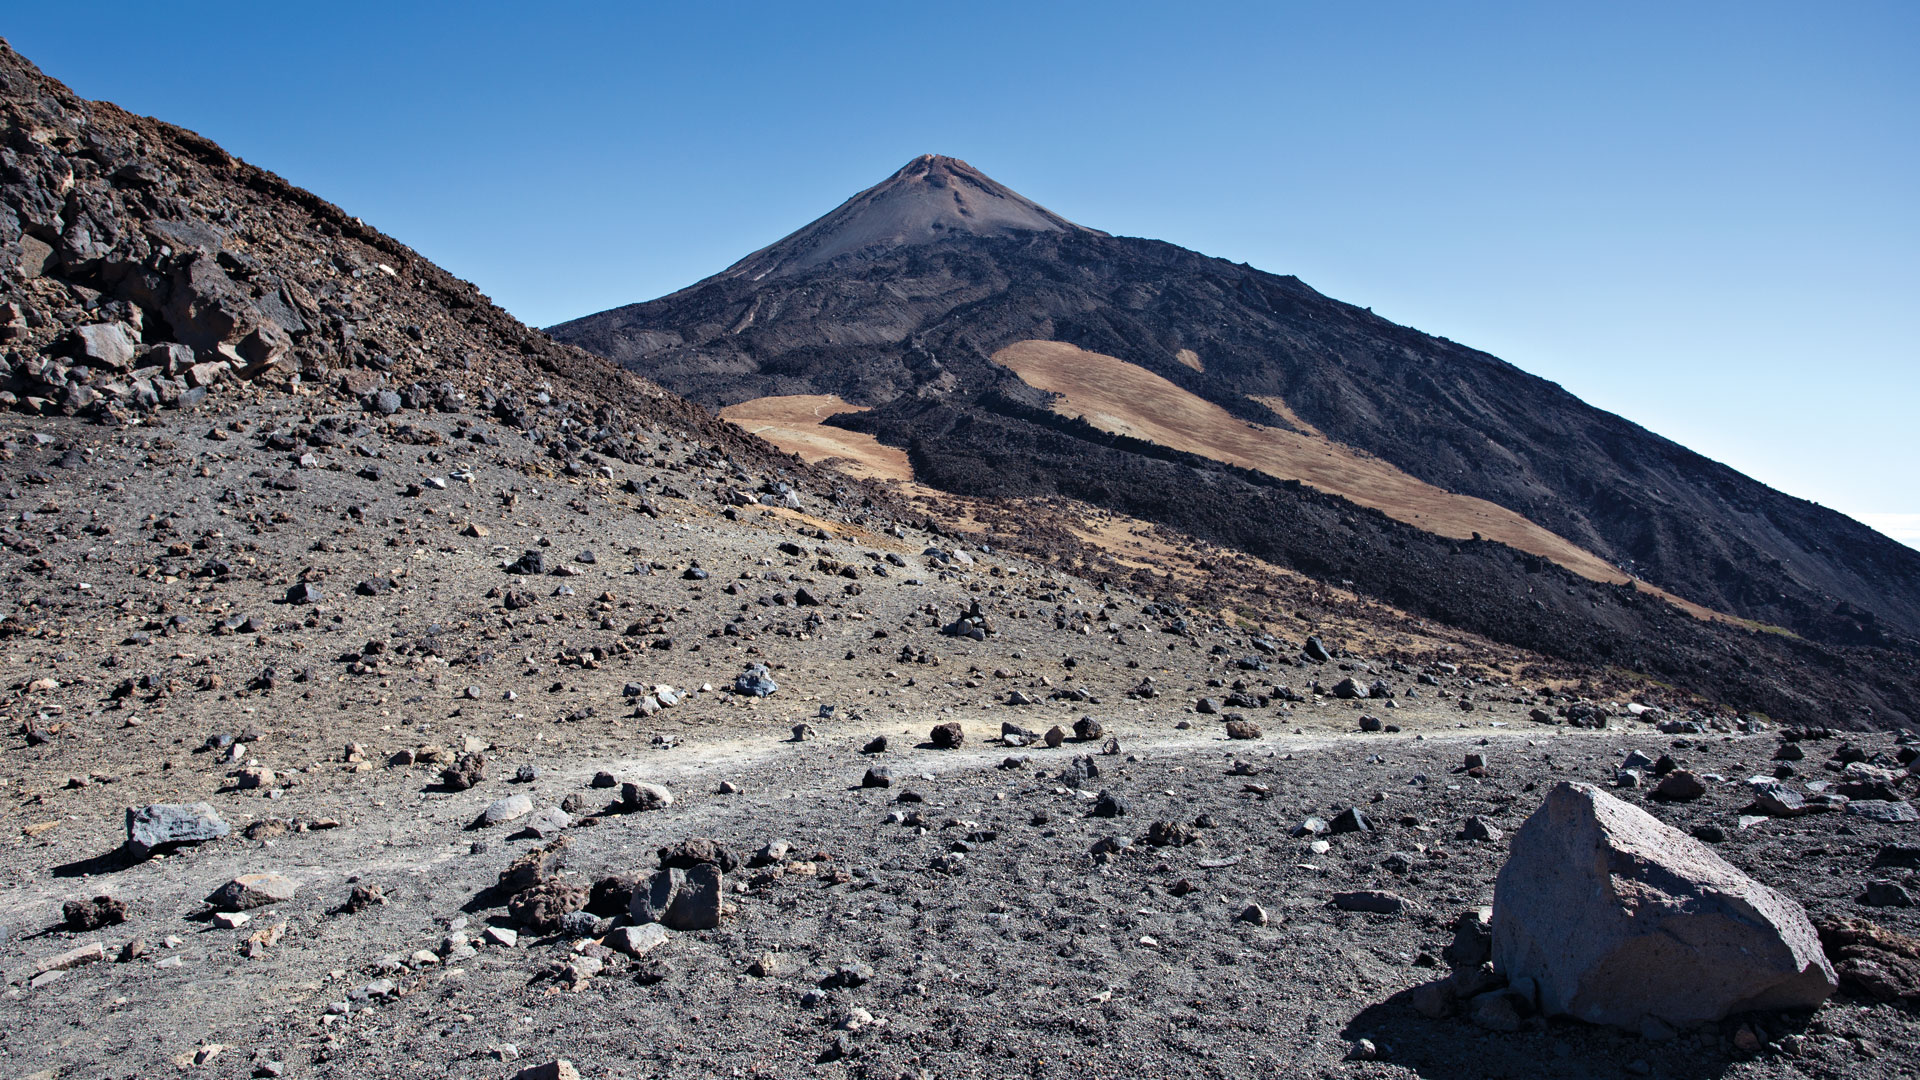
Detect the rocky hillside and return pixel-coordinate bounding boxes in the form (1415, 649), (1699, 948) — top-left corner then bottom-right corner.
(0, 39), (827, 486)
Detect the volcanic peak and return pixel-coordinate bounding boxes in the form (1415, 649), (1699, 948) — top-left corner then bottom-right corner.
(719, 154), (1103, 281)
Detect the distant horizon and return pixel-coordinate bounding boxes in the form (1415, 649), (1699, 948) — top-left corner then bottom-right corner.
(5, 2), (1915, 550)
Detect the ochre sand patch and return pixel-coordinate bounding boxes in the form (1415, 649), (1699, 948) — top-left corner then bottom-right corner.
(718, 394), (914, 483)
(992, 340), (1729, 622)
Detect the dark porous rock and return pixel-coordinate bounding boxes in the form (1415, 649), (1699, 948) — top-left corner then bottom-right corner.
(499, 837), (570, 892)
(862, 767), (893, 789)
(1092, 790), (1127, 817)
(1493, 781), (1836, 1031)
(1332, 677), (1364, 699)
(930, 722), (964, 749)
(1815, 916), (1920, 1004)
(630, 863), (723, 931)
(862, 735), (889, 754)
(590, 770), (619, 788)
(658, 838), (740, 873)
(63, 895), (128, 931)
(1145, 820), (1196, 847)
(126, 802), (230, 857)
(1651, 770), (1707, 802)
(1061, 755), (1100, 788)
(508, 880), (590, 932)
(441, 752), (487, 791)
(1073, 716), (1104, 741)
(1358, 714), (1383, 733)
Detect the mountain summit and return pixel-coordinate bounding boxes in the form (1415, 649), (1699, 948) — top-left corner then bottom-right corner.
(719, 154), (1101, 282)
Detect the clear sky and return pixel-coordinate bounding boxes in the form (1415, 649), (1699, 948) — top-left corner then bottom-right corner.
(9, 2), (1916, 544)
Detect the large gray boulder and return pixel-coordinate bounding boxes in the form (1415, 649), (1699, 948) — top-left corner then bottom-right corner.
(1494, 782), (1835, 1031)
(126, 802), (229, 857)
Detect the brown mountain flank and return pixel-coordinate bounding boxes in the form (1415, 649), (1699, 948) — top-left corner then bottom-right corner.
(991, 340), (1729, 623)
(717, 394), (913, 482)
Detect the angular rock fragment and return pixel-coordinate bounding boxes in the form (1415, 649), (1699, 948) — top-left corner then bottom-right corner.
(621, 782), (674, 811)
(1847, 799), (1920, 824)
(630, 863), (723, 931)
(126, 802), (229, 857)
(478, 794), (534, 828)
(733, 663), (777, 697)
(1492, 781), (1836, 1030)
(1333, 890), (1406, 914)
(605, 922), (670, 958)
(207, 873), (297, 912)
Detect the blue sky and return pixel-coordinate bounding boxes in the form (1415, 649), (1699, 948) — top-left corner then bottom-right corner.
(9, 3), (1916, 543)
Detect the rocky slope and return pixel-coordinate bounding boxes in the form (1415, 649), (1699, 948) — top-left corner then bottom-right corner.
(551, 158), (1920, 726)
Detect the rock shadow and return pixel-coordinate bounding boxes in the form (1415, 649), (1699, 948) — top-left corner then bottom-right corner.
(1341, 986), (1817, 1080)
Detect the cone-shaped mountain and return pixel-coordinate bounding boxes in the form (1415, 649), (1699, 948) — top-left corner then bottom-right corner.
(552, 156), (1920, 723)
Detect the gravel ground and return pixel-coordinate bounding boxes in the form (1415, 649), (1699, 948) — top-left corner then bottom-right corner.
(3, 398), (1916, 1080)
